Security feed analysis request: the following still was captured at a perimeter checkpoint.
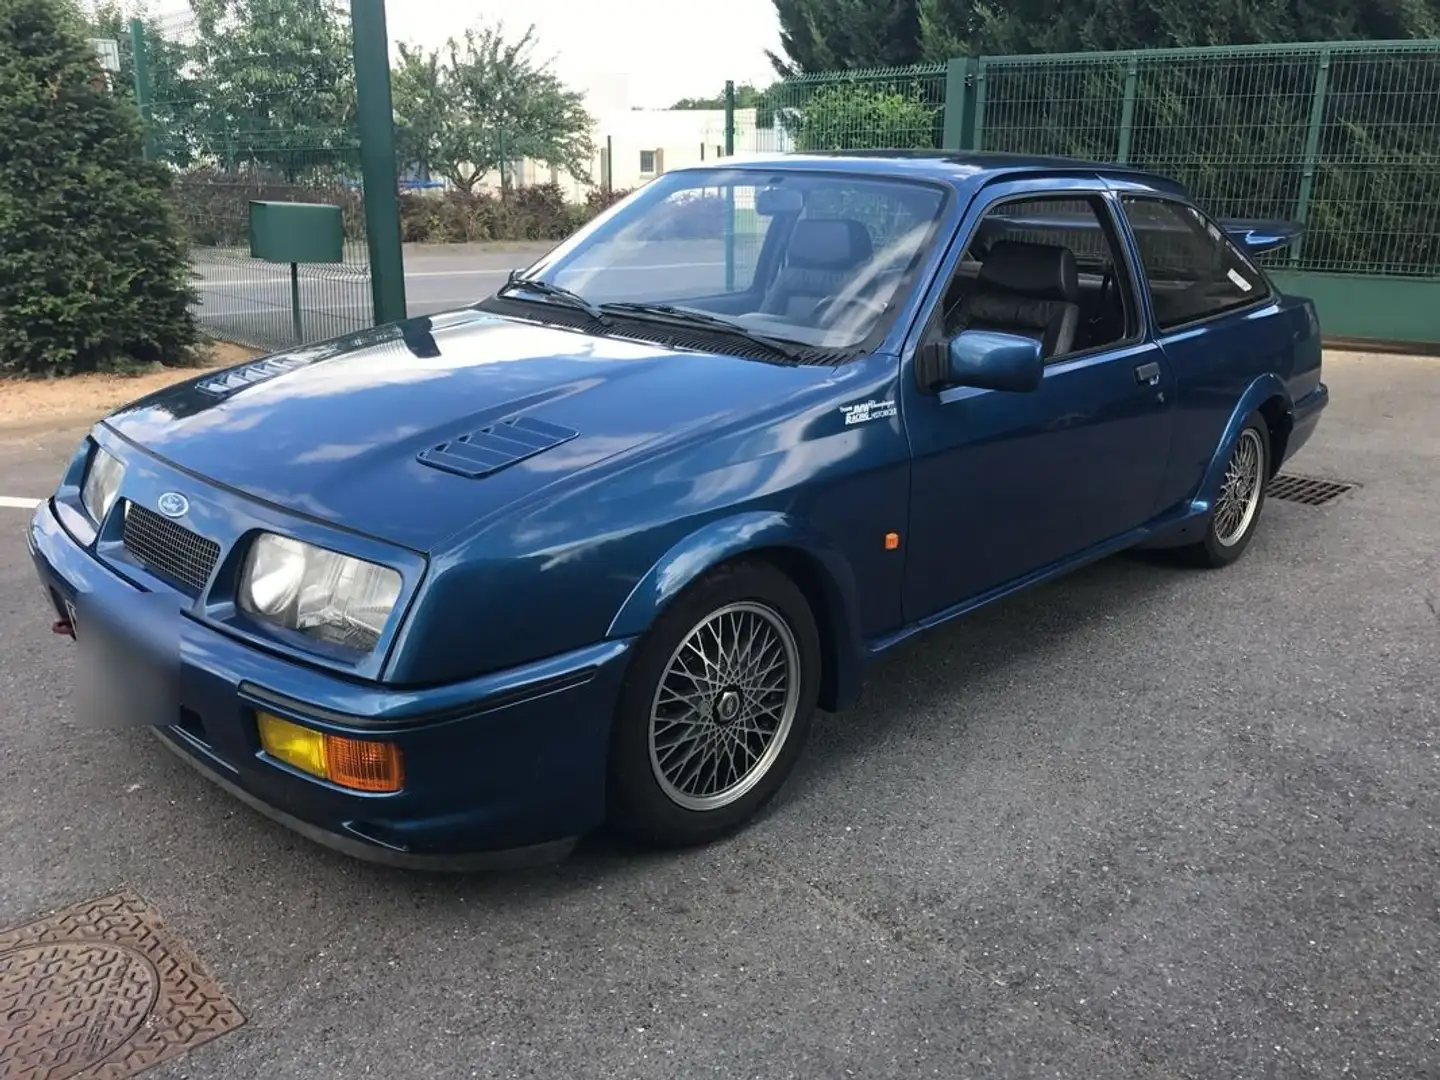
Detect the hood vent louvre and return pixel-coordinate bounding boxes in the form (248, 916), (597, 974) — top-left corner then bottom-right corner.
(196, 353), (311, 396)
(417, 415), (579, 479)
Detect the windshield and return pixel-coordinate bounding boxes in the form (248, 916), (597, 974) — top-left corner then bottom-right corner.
(518, 168), (949, 352)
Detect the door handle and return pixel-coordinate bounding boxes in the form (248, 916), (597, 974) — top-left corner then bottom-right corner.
(1134, 361), (1162, 386)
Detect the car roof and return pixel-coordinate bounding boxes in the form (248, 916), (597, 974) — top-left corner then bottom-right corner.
(711, 150), (1186, 196)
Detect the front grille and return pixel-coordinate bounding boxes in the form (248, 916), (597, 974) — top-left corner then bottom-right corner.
(121, 502), (221, 593)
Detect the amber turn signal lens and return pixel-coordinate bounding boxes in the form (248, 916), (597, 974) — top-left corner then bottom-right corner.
(325, 733), (404, 793)
(256, 712), (403, 793)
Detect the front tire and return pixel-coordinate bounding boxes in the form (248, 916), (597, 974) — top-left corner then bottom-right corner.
(1182, 412), (1271, 567)
(607, 559), (820, 848)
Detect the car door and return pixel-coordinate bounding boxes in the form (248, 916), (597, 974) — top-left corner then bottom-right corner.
(1113, 192), (1287, 514)
(900, 179), (1176, 623)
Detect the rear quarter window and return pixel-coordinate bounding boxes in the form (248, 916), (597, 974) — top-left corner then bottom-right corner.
(1121, 196), (1271, 330)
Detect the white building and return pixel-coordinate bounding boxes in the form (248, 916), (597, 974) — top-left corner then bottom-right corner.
(472, 106), (793, 201)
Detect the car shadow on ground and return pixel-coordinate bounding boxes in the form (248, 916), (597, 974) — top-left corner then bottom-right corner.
(91, 546), (1193, 911)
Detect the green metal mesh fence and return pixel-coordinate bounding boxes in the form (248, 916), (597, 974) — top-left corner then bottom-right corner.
(973, 42), (1440, 278)
(737, 64), (949, 155)
(735, 44), (1438, 286)
(138, 10), (372, 352)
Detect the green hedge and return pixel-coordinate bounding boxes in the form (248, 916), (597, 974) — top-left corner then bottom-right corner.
(167, 171), (637, 251)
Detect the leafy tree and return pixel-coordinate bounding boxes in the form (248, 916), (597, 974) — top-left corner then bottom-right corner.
(767, 0), (925, 75)
(187, 0), (355, 177)
(669, 83), (767, 110)
(770, 0), (1440, 70)
(0, 0), (198, 374)
(791, 83), (940, 150)
(87, 2), (198, 165)
(392, 42), (444, 180)
(391, 23), (593, 194)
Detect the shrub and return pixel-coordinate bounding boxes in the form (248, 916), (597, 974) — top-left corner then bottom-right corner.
(169, 167), (365, 247)
(0, 0), (198, 374)
(395, 182), (629, 244)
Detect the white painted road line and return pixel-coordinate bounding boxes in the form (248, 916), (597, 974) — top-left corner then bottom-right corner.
(0, 496), (41, 510)
(193, 262), (727, 287)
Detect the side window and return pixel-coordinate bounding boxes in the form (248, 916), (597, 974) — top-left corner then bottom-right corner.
(929, 193), (1138, 362)
(1121, 197), (1269, 330)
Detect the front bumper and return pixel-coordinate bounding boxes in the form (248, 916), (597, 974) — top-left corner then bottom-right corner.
(29, 498), (634, 869)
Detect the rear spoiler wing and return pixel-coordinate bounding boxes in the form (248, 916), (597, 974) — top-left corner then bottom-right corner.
(1219, 219), (1305, 256)
(973, 211), (1304, 257)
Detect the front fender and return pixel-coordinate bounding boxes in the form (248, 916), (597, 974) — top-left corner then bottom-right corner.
(607, 511), (868, 711)
(1191, 373), (1291, 516)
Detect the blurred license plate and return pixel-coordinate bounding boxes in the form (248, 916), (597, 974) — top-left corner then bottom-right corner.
(71, 598), (177, 730)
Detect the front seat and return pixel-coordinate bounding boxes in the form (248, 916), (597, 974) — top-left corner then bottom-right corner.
(946, 240), (1081, 359)
(760, 218), (873, 323)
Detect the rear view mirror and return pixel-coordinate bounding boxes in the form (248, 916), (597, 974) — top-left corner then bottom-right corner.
(945, 330), (1043, 392)
(756, 186), (804, 216)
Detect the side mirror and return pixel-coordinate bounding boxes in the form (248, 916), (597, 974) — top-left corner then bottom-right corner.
(943, 330), (1043, 393)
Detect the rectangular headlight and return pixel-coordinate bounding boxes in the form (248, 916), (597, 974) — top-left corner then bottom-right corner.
(240, 533), (402, 653)
(81, 446), (125, 524)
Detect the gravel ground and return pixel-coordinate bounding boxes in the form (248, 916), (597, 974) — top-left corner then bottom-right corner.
(0, 350), (1435, 1079)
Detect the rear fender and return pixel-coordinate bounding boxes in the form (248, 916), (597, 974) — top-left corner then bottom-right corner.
(1191, 374), (1291, 516)
(607, 511), (867, 711)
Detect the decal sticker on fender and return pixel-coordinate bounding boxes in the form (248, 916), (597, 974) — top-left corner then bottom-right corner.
(840, 398), (898, 426)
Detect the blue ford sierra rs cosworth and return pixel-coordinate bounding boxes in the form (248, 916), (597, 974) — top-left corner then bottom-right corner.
(29, 152), (1328, 868)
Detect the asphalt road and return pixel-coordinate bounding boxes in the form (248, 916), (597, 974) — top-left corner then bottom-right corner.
(192, 241), (740, 350)
(1, 352), (1437, 1079)
(191, 244), (552, 348)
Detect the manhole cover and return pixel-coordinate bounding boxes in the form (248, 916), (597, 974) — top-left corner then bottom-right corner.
(0, 889), (244, 1080)
(1268, 472), (1358, 506)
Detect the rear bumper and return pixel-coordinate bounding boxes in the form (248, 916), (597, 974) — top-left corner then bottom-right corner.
(1284, 381), (1329, 464)
(29, 498), (634, 869)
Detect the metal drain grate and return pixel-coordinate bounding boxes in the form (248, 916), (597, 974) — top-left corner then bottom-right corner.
(1267, 473), (1357, 506)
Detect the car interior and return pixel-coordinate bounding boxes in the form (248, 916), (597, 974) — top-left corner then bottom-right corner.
(936, 197), (1134, 359)
(740, 194), (1136, 360)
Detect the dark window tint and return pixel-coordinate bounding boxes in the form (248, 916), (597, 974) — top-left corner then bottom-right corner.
(1121, 197), (1268, 329)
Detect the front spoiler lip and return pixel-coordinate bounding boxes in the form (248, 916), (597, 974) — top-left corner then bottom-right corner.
(152, 728), (579, 872)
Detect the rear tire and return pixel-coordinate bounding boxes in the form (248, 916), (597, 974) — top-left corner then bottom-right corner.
(607, 559), (820, 848)
(1181, 411), (1271, 568)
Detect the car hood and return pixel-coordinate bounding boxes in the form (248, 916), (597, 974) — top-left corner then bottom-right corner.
(104, 309), (833, 551)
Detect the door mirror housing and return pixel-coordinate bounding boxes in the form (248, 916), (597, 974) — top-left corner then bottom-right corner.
(941, 330), (1044, 392)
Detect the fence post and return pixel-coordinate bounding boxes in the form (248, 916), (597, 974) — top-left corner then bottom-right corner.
(724, 79), (736, 290)
(724, 80), (736, 155)
(971, 59), (988, 150)
(1116, 56), (1139, 164)
(350, 0), (407, 326)
(128, 19), (152, 161)
(1291, 49), (1332, 267)
(942, 56), (976, 151)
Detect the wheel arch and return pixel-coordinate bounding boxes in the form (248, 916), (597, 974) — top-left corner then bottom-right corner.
(1192, 374), (1290, 514)
(1257, 393), (1293, 478)
(607, 511), (867, 713)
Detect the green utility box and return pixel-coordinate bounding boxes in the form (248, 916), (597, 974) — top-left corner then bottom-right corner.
(248, 201), (345, 343)
(248, 201), (344, 264)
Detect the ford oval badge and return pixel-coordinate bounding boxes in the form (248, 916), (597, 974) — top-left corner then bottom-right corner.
(157, 492), (189, 518)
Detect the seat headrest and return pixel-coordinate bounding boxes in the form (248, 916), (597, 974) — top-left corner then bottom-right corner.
(787, 218), (873, 271)
(978, 240), (1079, 303)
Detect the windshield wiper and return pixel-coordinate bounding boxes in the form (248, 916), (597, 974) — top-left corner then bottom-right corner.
(498, 272), (610, 324)
(599, 302), (806, 361)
